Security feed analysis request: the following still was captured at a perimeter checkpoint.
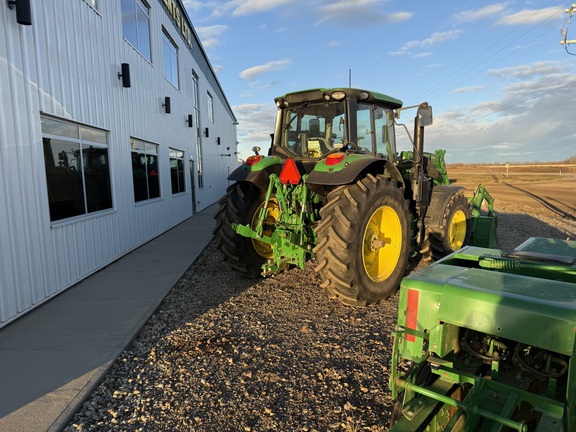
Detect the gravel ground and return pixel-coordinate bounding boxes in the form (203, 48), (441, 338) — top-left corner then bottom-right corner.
(65, 199), (575, 432)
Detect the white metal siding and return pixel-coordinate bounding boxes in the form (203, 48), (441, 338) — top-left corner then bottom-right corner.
(0, 0), (238, 327)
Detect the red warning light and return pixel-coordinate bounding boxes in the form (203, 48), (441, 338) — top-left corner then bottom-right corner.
(245, 155), (263, 166)
(325, 153), (345, 166)
(279, 158), (301, 185)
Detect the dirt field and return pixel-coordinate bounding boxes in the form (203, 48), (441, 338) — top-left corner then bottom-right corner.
(456, 179), (576, 222)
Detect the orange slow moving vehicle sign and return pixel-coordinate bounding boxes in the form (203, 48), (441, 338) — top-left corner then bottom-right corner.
(279, 159), (301, 185)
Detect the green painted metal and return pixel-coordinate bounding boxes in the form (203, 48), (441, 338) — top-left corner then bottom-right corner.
(275, 87), (404, 108)
(232, 173), (320, 274)
(400, 149), (450, 185)
(311, 153), (373, 173)
(467, 184), (498, 248)
(389, 237), (576, 431)
(236, 155), (282, 173)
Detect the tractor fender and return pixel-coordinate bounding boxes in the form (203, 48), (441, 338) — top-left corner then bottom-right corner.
(306, 158), (404, 194)
(424, 185), (465, 228)
(228, 162), (282, 192)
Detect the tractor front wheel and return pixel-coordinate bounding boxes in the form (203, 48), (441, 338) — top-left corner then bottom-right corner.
(214, 182), (277, 277)
(422, 193), (471, 261)
(314, 174), (412, 306)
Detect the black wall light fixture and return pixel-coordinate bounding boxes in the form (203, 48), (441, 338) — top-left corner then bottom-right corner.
(204, 127), (209, 138)
(118, 63), (131, 88)
(7, 0), (32, 25)
(162, 97), (171, 114)
(187, 114), (193, 127)
(217, 137), (221, 145)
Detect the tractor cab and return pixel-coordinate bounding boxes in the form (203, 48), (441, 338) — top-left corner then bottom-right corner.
(271, 88), (402, 163)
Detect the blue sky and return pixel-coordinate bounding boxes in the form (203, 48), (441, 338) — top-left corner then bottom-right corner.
(184, 1), (576, 163)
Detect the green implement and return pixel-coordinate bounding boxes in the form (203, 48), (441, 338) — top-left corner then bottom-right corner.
(389, 237), (576, 431)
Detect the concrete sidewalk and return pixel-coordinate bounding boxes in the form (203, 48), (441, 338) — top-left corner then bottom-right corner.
(0, 204), (218, 432)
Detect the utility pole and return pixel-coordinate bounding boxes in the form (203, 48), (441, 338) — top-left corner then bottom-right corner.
(561, 4), (576, 53)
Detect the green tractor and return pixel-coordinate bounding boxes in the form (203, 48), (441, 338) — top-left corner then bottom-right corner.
(389, 237), (576, 431)
(214, 88), (497, 306)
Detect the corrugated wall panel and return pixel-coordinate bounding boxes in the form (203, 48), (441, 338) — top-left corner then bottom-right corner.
(0, 0), (239, 327)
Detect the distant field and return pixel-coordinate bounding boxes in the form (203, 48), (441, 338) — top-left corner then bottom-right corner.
(447, 163), (576, 184)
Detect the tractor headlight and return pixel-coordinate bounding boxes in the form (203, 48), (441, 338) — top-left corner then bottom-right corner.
(331, 91), (346, 100)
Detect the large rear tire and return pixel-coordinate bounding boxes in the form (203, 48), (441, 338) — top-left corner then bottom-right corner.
(421, 193), (471, 261)
(314, 174), (412, 306)
(214, 182), (278, 277)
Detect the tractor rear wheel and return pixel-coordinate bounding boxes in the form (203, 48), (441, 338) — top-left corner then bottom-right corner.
(314, 174), (412, 306)
(214, 182), (277, 277)
(422, 193), (471, 261)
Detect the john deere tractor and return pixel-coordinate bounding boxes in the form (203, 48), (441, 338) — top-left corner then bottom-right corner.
(214, 88), (497, 306)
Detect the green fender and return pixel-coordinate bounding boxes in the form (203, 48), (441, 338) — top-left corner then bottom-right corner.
(306, 154), (404, 195)
(228, 155), (282, 191)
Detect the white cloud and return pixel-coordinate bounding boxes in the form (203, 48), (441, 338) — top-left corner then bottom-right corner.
(393, 30), (462, 56)
(182, 0), (203, 11)
(496, 6), (563, 25)
(453, 85), (486, 94)
(233, 104), (278, 158)
(195, 25), (228, 48)
(239, 59), (292, 80)
(452, 3), (508, 23)
(488, 61), (564, 79)
(317, 0), (412, 25)
(423, 63), (576, 163)
(211, 0), (293, 17)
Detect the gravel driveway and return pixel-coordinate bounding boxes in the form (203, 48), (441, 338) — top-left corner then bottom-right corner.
(65, 189), (575, 432)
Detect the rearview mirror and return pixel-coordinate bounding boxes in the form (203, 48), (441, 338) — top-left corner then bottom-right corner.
(417, 104), (433, 127)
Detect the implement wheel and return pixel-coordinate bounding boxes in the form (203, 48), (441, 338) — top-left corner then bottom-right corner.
(314, 174), (412, 306)
(422, 193), (471, 261)
(214, 182), (278, 277)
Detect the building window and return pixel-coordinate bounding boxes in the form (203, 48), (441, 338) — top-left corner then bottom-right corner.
(207, 92), (214, 123)
(193, 71), (204, 188)
(169, 149), (185, 194)
(41, 117), (112, 222)
(121, 0), (151, 61)
(130, 138), (160, 202)
(162, 30), (179, 88)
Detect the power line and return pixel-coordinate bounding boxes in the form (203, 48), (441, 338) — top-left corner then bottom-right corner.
(427, 77), (576, 135)
(412, 5), (565, 105)
(416, 0), (560, 105)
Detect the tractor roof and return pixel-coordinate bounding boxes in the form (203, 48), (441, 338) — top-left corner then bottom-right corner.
(275, 88), (403, 109)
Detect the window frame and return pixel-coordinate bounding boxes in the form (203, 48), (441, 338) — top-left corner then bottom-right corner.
(207, 92), (214, 123)
(130, 138), (161, 203)
(121, 0), (151, 61)
(162, 29), (179, 89)
(41, 116), (113, 223)
(169, 148), (185, 194)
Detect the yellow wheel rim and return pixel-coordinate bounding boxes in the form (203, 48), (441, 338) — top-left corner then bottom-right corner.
(362, 206), (402, 282)
(448, 209), (467, 251)
(251, 199), (279, 259)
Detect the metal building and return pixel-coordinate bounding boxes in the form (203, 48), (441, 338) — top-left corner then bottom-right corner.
(0, 0), (238, 328)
